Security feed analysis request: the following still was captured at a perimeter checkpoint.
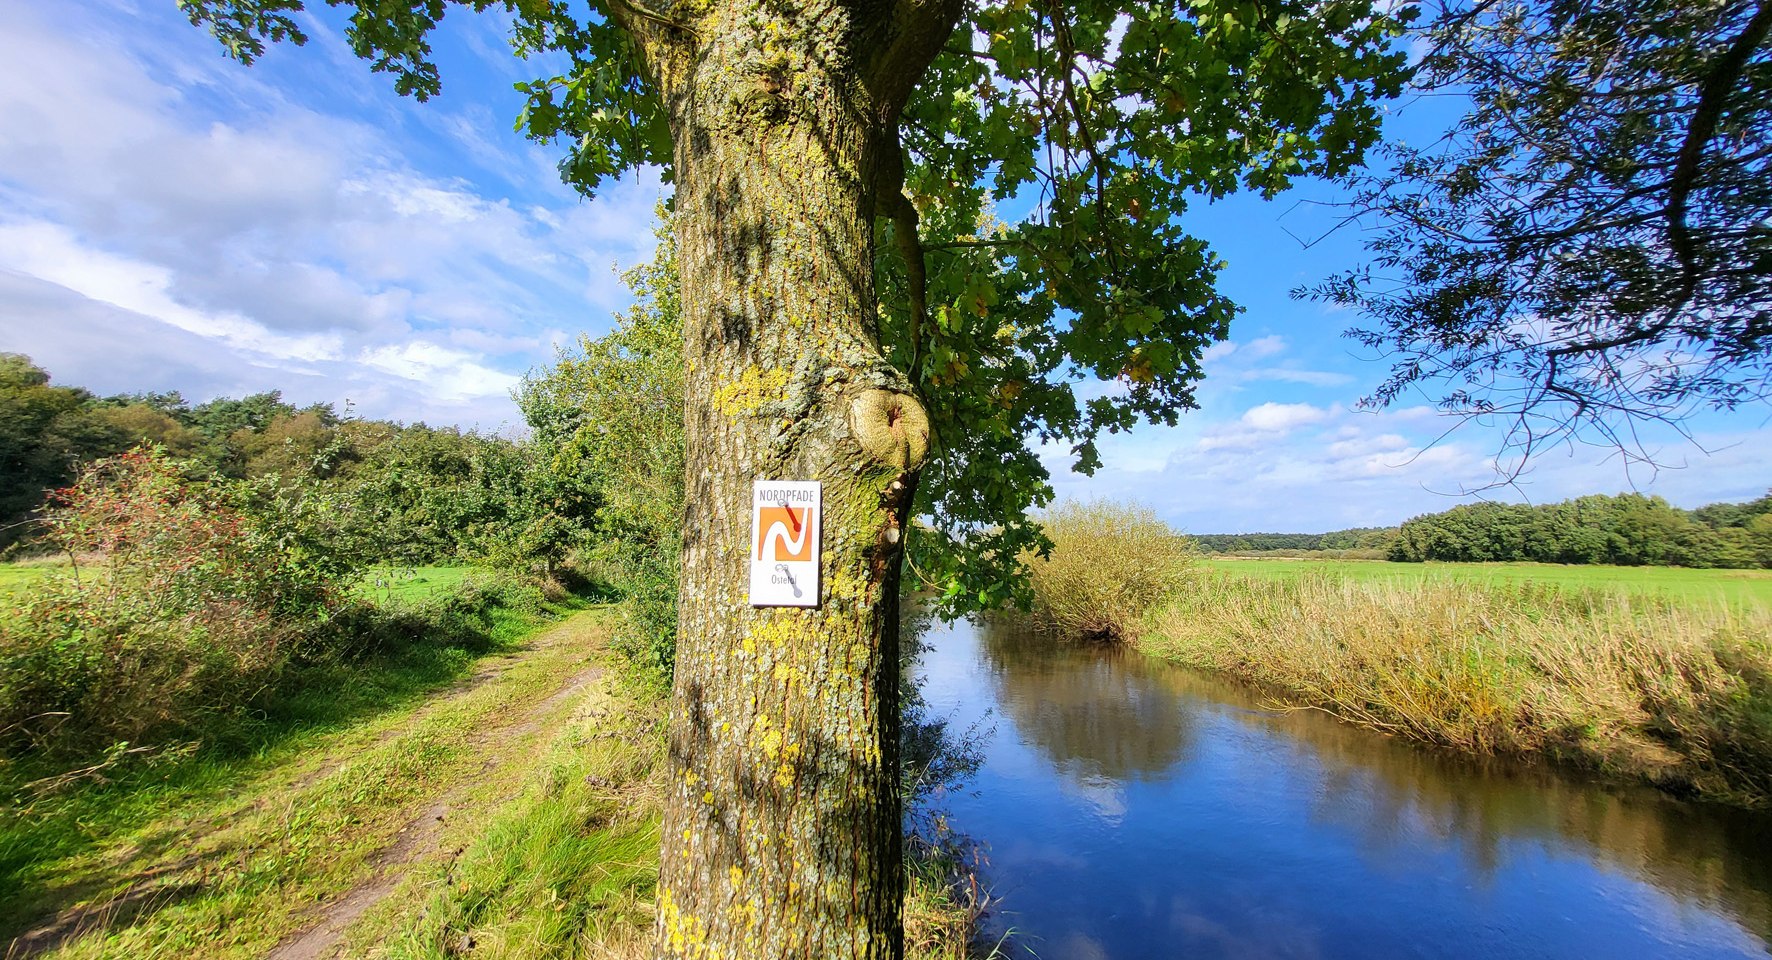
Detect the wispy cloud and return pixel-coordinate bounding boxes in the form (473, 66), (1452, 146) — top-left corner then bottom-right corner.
(0, 0), (661, 426)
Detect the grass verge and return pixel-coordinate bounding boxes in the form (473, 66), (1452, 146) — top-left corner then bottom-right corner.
(0, 574), (591, 953)
(345, 666), (982, 960)
(1142, 572), (1772, 806)
(5, 595), (988, 958)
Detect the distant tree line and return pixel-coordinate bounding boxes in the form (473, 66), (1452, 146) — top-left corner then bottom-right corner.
(1389, 493), (1772, 568)
(0, 352), (594, 575)
(1188, 528), (1400, 555)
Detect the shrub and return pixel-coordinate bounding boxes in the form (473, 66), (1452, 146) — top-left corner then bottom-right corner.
(519, 215), (683, 679)
(1024, 499), (1194, 641)
(0, 448), (363, 756)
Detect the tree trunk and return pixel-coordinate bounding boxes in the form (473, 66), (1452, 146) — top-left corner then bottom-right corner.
(637, 5), (945, 958)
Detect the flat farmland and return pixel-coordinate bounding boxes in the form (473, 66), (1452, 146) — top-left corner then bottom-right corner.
(1200, 557), (1772, 609)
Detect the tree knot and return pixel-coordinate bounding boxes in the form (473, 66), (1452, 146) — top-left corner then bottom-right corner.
(848, 389), (929, 470)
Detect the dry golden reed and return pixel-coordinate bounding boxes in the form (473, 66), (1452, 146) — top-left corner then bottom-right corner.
(1142, 572), (1772, 805)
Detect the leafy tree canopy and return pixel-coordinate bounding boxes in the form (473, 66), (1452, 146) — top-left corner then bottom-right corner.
(1389, 489), (1772, 568)
(180, 0), (1413, 611)
(1303, 0), (1772, 472)
(519, 216), (685, 675)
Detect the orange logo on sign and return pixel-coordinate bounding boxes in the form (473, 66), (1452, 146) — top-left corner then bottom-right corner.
(756, 505), (812, 561)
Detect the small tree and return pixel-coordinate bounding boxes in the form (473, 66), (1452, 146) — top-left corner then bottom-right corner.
(520, 218), (685, 675)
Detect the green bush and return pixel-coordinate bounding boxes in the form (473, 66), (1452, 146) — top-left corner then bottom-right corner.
(0, 448), (365, 756)
(1024, 499), (1194, 641)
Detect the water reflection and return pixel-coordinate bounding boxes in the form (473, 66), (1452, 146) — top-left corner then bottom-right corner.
(940, 618), (1772, 959)
(1234, 679), (1772, 941)
(978, 619), (1196, 784)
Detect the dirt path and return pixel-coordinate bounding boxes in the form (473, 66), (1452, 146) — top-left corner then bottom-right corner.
(265, 649), (609, 960)
(5, 610), (612, 960)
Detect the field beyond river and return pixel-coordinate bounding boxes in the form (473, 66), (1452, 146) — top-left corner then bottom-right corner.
(1200, 556), (1772, 609)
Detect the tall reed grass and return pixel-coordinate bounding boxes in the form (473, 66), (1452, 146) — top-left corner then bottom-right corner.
(1024, 500), (1194, 641)
(1142, 572), (1772, 806)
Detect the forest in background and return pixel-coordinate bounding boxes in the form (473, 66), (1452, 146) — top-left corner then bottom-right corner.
(1190, 491), (1772, 568)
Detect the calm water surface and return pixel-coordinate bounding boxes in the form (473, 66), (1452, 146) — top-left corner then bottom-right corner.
(914, 618), (1772, 959)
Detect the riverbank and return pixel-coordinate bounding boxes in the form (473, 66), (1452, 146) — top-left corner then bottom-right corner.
(917, 615), (1772, 958)
(1140, 571), (1772, 807)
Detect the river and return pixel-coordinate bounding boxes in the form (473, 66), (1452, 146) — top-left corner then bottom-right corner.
(912, 617), (1772, 959)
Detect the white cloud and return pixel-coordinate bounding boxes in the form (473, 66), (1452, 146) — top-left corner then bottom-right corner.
(1240, 334), (1287, 359)
(1240, 401), (1335, 432)
(0, 0), (664, 428)
(0, 220), (343, 362)
(1245, 367), (1355, 387)
(359, 341), (519, 403)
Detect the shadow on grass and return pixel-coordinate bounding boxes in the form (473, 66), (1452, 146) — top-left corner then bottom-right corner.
(0, 580), (598, 948)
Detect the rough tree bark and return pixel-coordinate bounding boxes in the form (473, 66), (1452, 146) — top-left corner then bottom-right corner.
(616, 2), (957, 957)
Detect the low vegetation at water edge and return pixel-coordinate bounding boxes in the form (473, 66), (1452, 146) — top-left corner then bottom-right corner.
(1021, 499), (1195, 641)
(1016, 499), (1772, 806)
(1142, 573), (1772, 806)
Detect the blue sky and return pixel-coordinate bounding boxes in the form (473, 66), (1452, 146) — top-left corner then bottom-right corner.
(2, 0), (1768, 533)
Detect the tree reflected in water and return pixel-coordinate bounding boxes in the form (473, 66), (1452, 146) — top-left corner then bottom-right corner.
(977, 619), (1196, 784)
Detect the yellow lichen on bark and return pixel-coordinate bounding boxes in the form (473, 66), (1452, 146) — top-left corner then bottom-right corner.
(712, 366), (791, 417)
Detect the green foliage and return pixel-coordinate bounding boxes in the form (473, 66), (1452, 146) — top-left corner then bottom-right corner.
(1022, 499), (1195, 640)
(178, 0), (1415, 619)
(1189, 526), (1399, 554)
(1389, 491), (1772, 568)
(0, 354), (124, 549)
(881, 2), (1412, 614)
(0, 353), (590, 577)
(519, 217), (683, 677)
(332, 422), (593, 573)
(0, 447), (369, 755)
(0, 438), (580, 767)
(1303, 0), (1772, 466)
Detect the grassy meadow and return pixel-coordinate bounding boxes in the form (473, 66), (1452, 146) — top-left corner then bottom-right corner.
(0, 559), (66, 597)
(1201, 556), (1772, 609)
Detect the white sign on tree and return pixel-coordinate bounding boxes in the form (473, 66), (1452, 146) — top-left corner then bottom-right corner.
(749, 480), (821, 607)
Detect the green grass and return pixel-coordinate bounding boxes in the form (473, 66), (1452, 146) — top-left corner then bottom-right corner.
(0, 561), (60, 597)
(357, 565), (484, 605)
(0, 561), (486, 604)
(347, 667), (664, 960)
(2, 610), (615, 958)
(0, 571), (594, 948)
(1202, 557), (1772, 609)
